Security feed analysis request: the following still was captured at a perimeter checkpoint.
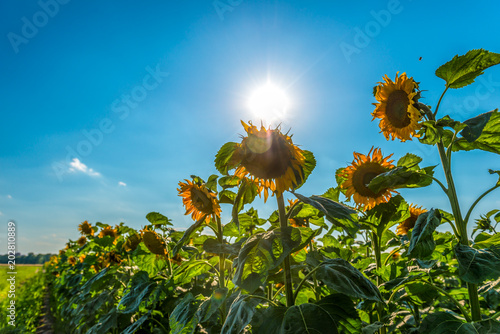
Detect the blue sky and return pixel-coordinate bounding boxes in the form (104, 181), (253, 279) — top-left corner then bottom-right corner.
(1, 0), (499, 253)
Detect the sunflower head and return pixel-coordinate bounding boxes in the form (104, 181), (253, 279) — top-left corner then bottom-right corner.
(289, 217), (308, 228)
(396, 205), (427, 236)
(220, 121), (312, 201)
(123, 233), (142, 252)
(99, 226), (118, 240)
(178, 179), (221, 222)
(141, 227), (167, 255)
(79, 254), (86, 263)
(78, 221), (94, 236)
(59, 249), (66, 257)
(68, 256), (77, 266)
(338, 147), (397, 211)
(102, 251), (121, 267)
(372, 72), (422, 142)
(77, 236), (87, 247)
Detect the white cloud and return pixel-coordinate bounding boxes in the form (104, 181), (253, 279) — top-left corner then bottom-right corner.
(0, 211), (3, 216)
(118, 181), (127, 187)
(7, 195), (12, 199)
(68, 158), (100, 177)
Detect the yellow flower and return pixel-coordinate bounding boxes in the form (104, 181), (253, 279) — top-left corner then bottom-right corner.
(99, 226), (118, 240)
(68, 256), (77, 265)
(141, 227), (167, 255)
(396, 205), (427, 236)
(372, 72), (422, 141)
(229, 121), (308, 201)
(123, 233), (142, 252)
(338, 147), (397, 211)
(178, 179), (221, 222)
(77, 236), (87, 247)
(78, 220), (94, 236)
(102, 251), (121, 267)
(79, 254), (86, 263)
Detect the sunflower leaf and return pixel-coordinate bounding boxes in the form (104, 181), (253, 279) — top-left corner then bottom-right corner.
(313, 257), (384, 302)
(364, 195), (410, 236)
(169, 293), (200, 334)
(452, 109), (500, 154)
(232, 179), (259, 230)
(203, 237), (243, 257)
(146, 212), (173, 226)
(435, 49), (500, 89)
(396, 153), (422, 168)
(232, 226), (301, 292)
(173, 215), (207, 256)
(490, 169), (500, 186)
(221, 294), (260, 334)
(455, 243), (500, 284)
(419, 312), (476, 333)
(368, 165), (435, 193)
(215, 142), (238, 175)
(407, 209), (442, 259)
(293, 193), (359, 237)
(293, 150), (316, 190)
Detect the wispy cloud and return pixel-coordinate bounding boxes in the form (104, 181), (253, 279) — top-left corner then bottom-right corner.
(0, 211), (3, 216)
(7, 195), (12, 199)
(68, 158), (101, 177)
(118, 181), (127, 187)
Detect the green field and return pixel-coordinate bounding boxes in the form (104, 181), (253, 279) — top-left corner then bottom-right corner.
(0, 265), (42, 299)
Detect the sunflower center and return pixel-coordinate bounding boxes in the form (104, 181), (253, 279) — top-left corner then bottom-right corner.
(351, 163), (386, 197)
(386, 90), (411, 128)
(190, 188), (213, 214)
(241, 133), (291, 179)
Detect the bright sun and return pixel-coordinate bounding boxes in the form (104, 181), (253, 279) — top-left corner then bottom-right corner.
(248, 82), (289, 125)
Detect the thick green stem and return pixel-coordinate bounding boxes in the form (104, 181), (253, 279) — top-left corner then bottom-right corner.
(309, 241), (320, 301)
(436, 141), (481, 321)
(372, 232), (386, 334)
(215, 215), (225, 289)
(277, 194), (294, 307)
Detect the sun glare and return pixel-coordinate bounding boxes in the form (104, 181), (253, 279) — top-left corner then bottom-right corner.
(248, 82), (289, 125)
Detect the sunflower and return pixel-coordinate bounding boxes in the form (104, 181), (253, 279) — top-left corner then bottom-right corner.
(338, 147), (397, 211)
(99, 226), (118, 240)
(77, 236), (87, 247)
(141, 227), (167, 255)
(102, 251), (122, 267)
(396, 205), (427, 236)
(68, 256), (77, 265)
(123, 233), (142, 252)
(79, 254), (86, 263)
(78, 220), (94, 236)
(227, 121), (308, 201)
(178, 179), (221, 222)
(372, 72), (422, 141)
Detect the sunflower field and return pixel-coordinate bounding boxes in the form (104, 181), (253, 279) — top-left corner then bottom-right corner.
(37, 49), (500, 334)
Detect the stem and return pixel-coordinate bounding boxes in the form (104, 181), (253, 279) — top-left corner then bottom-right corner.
(442, 216), (461, 239)
(436, 140), (481, 321)
(419, 172), (448, 195)
(247, 295), (279, 307)
(272, 285), (286, 302)
(433, 86), (449, 118)
(372, 232), (386, 334)
(293, 264), (322, 303)
(383, 246), (403, 266)
(277, 194), (294, 307)
(309, 241), (320, 301)
(151, 317), (168, 333)
(464, 185), (500, 225)
(215, 215), (225, 289)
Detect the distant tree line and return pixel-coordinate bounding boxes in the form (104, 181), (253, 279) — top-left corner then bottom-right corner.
(0, 252), (54, 264)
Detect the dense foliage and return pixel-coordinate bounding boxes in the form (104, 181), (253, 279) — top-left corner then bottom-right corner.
(41, 49), (500, 333)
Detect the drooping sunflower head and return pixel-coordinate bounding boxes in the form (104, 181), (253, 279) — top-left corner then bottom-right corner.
(225, 121), (311, 201)
(396, 204), (427, 236)
(78, 221), (94, 236)
(68, 256), (77, 266)
(178, 179), (221, 222)
(338, 147), (397, 211)
(102, 251), (122, 267)
(141, 227), (167, 255)
(99, 226), (118, 240)
(77, 236), (87, 247)
(123, 233), (142, 252)
(372, 72), (422, 142)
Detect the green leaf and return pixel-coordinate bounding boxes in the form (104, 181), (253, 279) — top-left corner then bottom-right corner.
(407, 209), (441, 259)
(218, 175), (240, 188)
(173, 215), (207, 256)
(419, 312), (476, 333)
(219, 189), (237, 204)
(221, 294), (260, 334)
(490, 169), (500, 186)
(364, 195), (410, 236)
(368, 165), (435, 193)
(203, 238), (243, 257)
(435, 49), (500, 89)
(122, 310), (152, 334)
(197, 288), (228, 323)
(146, 212), (172, 226)
(233, 227), (301, 292)
(292, 227), (323, 253)
(293, 150), (316, 190)
(118, 271), (155, 314)
(313, 257), (383, 302)
(169, 293), (200, 334)
(474, 233), (500, 249)
(294, 193), (358, 237)
(215, 142), (238, 175)
(174, 260), (213, 285)
(206, 174), (219, 192)
(455, 244), (500, 284)
(474, 319), (500, 333)
(453, 110), (500, 154)
(251, 306), (287, 334)
(461, 111), (493, 142)
(279, 294), (362, 334)
(232, 179), (259, 229)
(397, 153), (423, 168)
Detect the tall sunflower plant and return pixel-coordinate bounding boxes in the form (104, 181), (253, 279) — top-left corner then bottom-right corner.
(358, 48), (500, 331)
